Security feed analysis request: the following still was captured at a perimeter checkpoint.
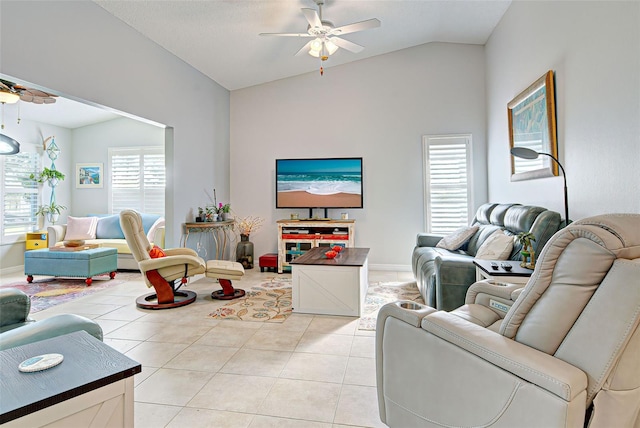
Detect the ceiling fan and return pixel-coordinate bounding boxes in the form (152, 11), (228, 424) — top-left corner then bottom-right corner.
(260, 0), (381, 71)
(0, 79), (58, 129)
(0, 79), (58, 105)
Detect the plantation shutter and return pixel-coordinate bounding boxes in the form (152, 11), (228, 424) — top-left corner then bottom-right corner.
(423, 135), (473, 235)
(1, 151), (40, 236)
(109, 147), (165, 215)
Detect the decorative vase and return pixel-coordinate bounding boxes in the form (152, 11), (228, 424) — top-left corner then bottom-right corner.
(236, 234), (254, 269)
(221, 212), (230, 221)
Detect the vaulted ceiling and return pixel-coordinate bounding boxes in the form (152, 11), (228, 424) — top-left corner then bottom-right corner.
(9, 1), (511, 128)
(94, 0), (511, 90)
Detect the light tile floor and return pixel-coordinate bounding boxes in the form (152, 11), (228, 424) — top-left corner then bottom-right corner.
(2, 267), (414, 427)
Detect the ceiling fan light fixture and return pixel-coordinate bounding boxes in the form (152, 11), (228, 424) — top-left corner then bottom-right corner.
(325, 40), (339, 55)
(0, 91), (20, 104)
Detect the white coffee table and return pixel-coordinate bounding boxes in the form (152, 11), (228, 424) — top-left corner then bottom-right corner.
(290, 247), (370, 317)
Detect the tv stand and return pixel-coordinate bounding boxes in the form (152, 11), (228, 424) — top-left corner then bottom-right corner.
(277, 219), (355, 273)
(307, 208), (329, 219)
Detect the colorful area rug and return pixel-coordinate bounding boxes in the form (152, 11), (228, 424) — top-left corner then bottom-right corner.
(357, 281), (425, 331)
(208, 277), (292, 323)
(206, 276), (424, 330)
(0, 274), (135, 313)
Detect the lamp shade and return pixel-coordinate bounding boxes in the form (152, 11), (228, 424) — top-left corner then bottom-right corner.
(0, 91), (20, 104)
(510, 147), (540, 160)
(0, 134), (20, 155)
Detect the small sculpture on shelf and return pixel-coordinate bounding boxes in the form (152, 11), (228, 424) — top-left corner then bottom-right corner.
(517, 231), (536, 269)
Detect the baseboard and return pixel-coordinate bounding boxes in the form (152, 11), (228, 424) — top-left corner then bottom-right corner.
(0, 265), (24, 276)
(368, 263), (411, 272)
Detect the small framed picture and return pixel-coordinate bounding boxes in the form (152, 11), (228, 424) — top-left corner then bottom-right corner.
(76, 163), (103, 188)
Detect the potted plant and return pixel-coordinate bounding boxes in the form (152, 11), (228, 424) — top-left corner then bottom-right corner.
(30, 167), (66, 187)
(35, 202), (67, 225)
(204, 206), (216, 222)
(220, 203), (231, 221)
(516, 231), (536, 268)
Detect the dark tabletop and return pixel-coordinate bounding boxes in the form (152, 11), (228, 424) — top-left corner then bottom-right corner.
(0, 330), (141, 424)
(473, 259), (534, 277)
(290, 247), (370, 267)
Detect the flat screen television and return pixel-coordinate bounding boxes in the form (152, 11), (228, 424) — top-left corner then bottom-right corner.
(276, 157), (363, 216)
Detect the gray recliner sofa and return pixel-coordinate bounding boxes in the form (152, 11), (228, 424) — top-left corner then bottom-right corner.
(412, 203), (561, 311)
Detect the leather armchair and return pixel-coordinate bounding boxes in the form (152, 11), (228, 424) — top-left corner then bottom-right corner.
(378, 213), (640, 427)
(0, 288), (103, 351)
(120, 209), (205, 309)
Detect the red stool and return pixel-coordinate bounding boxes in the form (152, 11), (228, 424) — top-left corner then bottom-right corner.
(259, 253), (278, 272)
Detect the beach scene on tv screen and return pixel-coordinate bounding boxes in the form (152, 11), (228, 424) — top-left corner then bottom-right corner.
(277, 158), (362, 208)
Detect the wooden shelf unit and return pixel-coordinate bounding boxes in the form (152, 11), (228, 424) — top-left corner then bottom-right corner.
(25, 231), (48, 251)
(277, 219), (355, 273)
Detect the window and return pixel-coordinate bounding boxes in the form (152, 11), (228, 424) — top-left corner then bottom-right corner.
(423, 134), (473, 235)
(1, 151), (40, 240)
(109, 147), (165, 215)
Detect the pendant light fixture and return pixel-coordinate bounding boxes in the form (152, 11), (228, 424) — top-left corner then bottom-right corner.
(0, 133), (20, 155)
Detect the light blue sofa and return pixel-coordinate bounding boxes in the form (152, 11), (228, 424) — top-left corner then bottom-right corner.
(0, 288), (103, 351)
(412, 203), (562, 311)
(48, 213), (165, 270)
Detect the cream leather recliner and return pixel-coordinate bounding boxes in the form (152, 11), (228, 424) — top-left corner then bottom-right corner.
(376, 214), (640, 427)
(120, 209), (205, 309)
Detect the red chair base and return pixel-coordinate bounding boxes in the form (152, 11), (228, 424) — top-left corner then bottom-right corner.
(136, 290), (197, 309)
(211, 278), (245, 300)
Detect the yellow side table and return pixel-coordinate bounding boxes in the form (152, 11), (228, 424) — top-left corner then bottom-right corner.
(25, 232), (48, 250)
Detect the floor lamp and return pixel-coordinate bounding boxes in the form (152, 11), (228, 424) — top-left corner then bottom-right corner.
(511, 147), (570, 225)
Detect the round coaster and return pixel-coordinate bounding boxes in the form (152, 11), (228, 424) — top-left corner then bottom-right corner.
(18, 353), (64, 373)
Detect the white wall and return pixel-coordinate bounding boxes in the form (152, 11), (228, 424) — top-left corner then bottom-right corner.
(486, 1), (640, 220)
(231, 42), (488, 268)
(1, 1), (230, 252)
(70, 117), (164, 216)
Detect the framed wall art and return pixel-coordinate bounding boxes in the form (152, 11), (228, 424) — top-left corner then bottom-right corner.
(76, 163), (103, 188)
(508, 70), (558, 181)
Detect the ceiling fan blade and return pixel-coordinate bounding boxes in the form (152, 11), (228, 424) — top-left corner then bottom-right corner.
(20, 94), (34, 103)
(331, 18), (381, 36)
(260, 32), (313, 37)
(301, 8), (322, 28)
(24, 88), (52, 98)
(329, 36), (364, 53)
(295, 40), (315, 56)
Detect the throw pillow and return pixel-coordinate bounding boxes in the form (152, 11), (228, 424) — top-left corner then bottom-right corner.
(436, 226), (479, 251)
(95, 215), (125, 239)
(149, 245), (166, 259)
(65, 216), (98, 240)
(475, 230), (514, 260)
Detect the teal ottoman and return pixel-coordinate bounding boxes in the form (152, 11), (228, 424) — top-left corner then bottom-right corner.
(25, 248), (118, 285)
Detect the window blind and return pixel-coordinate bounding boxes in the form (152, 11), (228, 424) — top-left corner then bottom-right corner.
(1, 152), (40, 236)
(109, 147), (165, 215)
(423, 135), (472, 235)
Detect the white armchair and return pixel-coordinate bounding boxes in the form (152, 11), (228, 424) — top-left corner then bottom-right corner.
(376, 214), (640, 427)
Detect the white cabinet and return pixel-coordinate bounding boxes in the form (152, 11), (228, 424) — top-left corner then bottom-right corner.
(277, 219), (355, 273)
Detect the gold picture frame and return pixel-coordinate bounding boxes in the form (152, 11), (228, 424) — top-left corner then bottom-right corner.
(508, 70), (558, 181)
